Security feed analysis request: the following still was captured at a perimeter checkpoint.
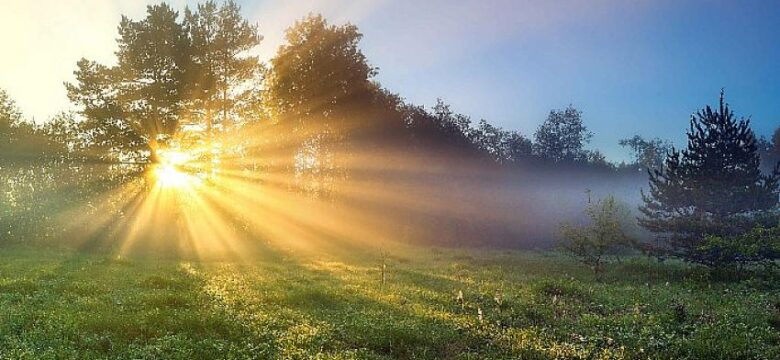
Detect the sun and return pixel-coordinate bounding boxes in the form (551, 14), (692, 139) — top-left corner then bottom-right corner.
(154, 163), (190, 188)
(152, 149), (194, 188)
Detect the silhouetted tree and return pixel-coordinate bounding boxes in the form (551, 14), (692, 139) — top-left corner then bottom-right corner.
(0, 89), (64, 161)
(533, 105), (592, 162)
(0, 89), (22, 144)
(773, 127), (780, 156)
(586, 150), (613, 169)
(403, 100), (477, 153)
(640, 91), (780, 265)
(502, 130), (533, 163)
(66, 2), (263, 165)
(184, 0), (262, 132)
(474, 120), (532, 164)
(262, 15), (411, 195)
(66, 4), (190, 163)
(619, 135), (672, 171)
(263, 15), (377, 134)
(758, 126), (780, 174)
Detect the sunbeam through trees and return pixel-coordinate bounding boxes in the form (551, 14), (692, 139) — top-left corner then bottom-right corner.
(1, 1), (780, 358)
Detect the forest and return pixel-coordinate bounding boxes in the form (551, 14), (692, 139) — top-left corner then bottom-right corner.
(1, 1), (780, 359)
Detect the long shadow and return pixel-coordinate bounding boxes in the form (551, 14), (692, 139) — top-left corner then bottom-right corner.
(185, 248), (582, 359)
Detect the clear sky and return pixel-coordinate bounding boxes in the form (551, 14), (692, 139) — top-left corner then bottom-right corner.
(1, 0), (778, 161)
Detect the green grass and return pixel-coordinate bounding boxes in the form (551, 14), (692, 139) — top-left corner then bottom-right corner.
(1, 245), (779, 359)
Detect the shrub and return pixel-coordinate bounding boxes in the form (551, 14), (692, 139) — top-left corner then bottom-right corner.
(698, 224), (780, 271)
(559, 195), (636, 275)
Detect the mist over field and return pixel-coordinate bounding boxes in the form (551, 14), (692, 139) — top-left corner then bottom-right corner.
(1, 1), (780, 358)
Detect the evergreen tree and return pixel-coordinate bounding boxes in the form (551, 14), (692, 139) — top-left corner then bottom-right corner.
(640, 91), (780, 265)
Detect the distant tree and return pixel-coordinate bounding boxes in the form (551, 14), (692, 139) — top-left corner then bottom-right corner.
(431, 99), (472, 138)
(0, 89), (72, 242)
(585, 150), (613, 169)
(640, 91), (780, 266)
(0, 89), (64, 161)
(403, 100), (532, 163)
(404, 100), (476, 151)
(619, 135), (672, 171)
(0, 89), (22, 142)
(473, 120), (532, 164)
(773, 127), (780, 156)
(757, 126), (780, 174)
(474, 120), (502, 157)
(502, 130), (533, 163)
(41, 112), (85, 158)
(533, 105), (592, 162)
(560, 195), (636, 275)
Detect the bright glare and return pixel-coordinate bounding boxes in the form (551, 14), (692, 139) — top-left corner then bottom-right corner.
(154, 163), (190, 188)
(160, 150), (190, 166)
(153, 150), (194, 188)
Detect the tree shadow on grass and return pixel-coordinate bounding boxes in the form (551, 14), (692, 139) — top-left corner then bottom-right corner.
(187, 245), (620, 359)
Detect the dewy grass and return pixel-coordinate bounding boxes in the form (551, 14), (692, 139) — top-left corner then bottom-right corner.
(0, 246), (778, 359)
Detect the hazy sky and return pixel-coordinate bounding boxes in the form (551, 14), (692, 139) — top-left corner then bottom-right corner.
(1, 0), (779, 161)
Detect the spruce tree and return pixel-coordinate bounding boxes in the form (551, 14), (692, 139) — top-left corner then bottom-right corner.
(640, 91), (780, 265)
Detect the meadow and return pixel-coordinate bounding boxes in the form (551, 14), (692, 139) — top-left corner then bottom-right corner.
(1, 244), (778, 359)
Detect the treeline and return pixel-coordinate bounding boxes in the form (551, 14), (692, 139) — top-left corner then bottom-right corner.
(1, 1), (780, 255)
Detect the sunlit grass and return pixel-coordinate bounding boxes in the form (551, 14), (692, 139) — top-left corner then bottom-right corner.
(1, 246), (778, 359)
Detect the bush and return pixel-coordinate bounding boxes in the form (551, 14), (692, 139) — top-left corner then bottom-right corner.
(559, 195), (636, 275)
(698, 224), (780, 271)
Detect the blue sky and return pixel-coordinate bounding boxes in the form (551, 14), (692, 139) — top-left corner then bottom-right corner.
(2, 0), (779, 161)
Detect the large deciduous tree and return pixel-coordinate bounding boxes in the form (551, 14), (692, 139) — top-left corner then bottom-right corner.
(67, 3), (189, 163)
(263, 14), (378, 135)
(262, 15), (402, 194)
(66, 2), (262, 164)
(640, 91), (780, 265)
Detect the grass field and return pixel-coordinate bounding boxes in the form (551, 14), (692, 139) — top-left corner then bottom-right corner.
(1, 244), (779, 359)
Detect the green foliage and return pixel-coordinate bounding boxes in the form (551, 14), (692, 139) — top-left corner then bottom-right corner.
(640, 91), (780, 266)
(65, 1), (262, 163)
(559, 195), (636, 274)
(474, 119), (533, 164)
(619, 135), (672, 171)
(263, 14), (376, 126)
(1, 247), (779, 359)
(698, 224), (780, 270)
(533, 105), (592, 163)
(184, 0), (263, 131)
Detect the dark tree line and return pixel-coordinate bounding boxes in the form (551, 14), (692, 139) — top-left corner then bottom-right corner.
(1, 1), (779, 256)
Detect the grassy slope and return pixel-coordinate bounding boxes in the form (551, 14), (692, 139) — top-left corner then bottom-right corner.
(0, 245), (779, 359)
